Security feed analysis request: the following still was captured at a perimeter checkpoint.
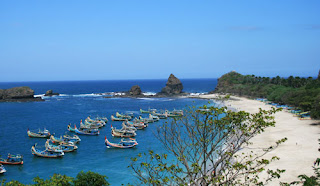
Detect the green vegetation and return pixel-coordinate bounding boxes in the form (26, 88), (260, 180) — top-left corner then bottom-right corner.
(1, 171), (109, 186)
(214, 71), (320, 118)
(129, 104), (286, 185)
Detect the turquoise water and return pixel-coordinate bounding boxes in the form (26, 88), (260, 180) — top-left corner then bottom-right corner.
(0, 79), (217, 185)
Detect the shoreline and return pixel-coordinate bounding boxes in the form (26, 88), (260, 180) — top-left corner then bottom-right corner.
(195, 93), (320, 184)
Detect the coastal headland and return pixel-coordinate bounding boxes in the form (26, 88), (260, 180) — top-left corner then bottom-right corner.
(0, 86), (44, 102)
(194, 93), (320, 184)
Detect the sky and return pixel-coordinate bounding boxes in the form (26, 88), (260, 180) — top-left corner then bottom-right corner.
(0, 0), (319, 82)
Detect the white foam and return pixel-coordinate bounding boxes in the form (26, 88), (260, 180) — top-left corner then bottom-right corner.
(142, 92), (157, 96)
(34, 94), (45, 98)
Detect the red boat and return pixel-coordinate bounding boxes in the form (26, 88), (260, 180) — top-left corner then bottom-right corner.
(0, 154), (23, 165)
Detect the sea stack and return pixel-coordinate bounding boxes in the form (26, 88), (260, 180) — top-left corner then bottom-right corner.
(0, 86), (43, 102)
(129, 85), (142, 96)
(159, 74), (183, 95)
(44, 90), (59, 96)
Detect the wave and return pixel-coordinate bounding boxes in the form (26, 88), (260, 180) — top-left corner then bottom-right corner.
(142, 92), (157, 96)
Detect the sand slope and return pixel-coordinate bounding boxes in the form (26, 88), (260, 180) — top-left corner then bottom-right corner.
(197, 94), (320, 184)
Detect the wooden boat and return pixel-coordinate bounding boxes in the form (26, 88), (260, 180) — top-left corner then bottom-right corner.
(27, 128), (51, 138)
(45, 140), (78, 152)
(50, 135), (75, 145)
(140, 108), (157, 114)
(63, 134), (81, 143)
(31, 144), (64, 158)
(152, 111), (168, 119)
(0, 154), (23, 165)
(111, 115), (128, 121)
(149, 114), (160, 122)
(137, 116), (154, 123)
(111, 126), (136, 138)
(74, 126), (99, 135)
(105, 137), (138, 148)
(67, 124), (76, 132)
(0, 164), (6, 174)
(126, 120), (148, 130)
(121, 122), (137, 131)
(116, 112), (132, 120)
(165, 110), (183, 117)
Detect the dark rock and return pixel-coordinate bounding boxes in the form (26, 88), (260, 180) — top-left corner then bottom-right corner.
(45, 90), (59, 96)
(318, 70), (320, 81)
(159, 74), (183, 95)
(0, 86), (44, 102)
(129, 85), (142, 96)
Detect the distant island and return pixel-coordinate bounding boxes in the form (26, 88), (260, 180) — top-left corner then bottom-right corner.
(0, 86), (44, 102)
(212, 70), (320, 119)
(105, 73), (188, 98)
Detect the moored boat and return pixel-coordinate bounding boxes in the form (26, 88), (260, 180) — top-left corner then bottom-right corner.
(105, 136), (138, 148)
(74, 126), (99, 135)
(111, 115), (128, 121)
(31, 144), (64, 158)
(111, 126), (136, 138)
(0, 164), (6, 174)
(67, 124), (76, 132)
(63, 134), (81, 143)
(115, 112), (132, 120)
(45, 139), (78, 152)
(0, 154), (23, 165)
(27, 128), (51, 138)
(140, 108), (157, 114)
(126, 120), (148, 130)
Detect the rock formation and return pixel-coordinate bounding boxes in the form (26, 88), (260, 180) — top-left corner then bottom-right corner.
(129, 85), (142, 96)
(0, 86), (43, 102)
(44, 90), (59, 96)
(159, 74), (183, 95)
(318, 70), (320, 81)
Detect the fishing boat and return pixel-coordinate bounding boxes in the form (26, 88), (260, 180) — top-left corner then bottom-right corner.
(149, 114), (160, 122)
(0, 164), (6, 174)
(63, 134), (81, 143)
(121, 122), (137, 131)
(105, 137), (138, 148)
(50, 135), (75, 145)
(138, 116), (155, 123)
(74, 126), (99, 135)
(116, 112), (132, 120)
(111, 126), (136, 138)
(45, 140), (78, 152)
(27, 128), (51, 138)
(0, 154), (23, 165)
(67, 124), (76, 132)
(31, 144), (64, 158)
(152, 111), (168, 119)
(165, 110), (183, 117)
(140, 108), (157, 114)
(126, 120), (148, 130)
(111, 115), (128, 121)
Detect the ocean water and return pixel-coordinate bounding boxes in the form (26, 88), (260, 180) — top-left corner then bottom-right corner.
(0, 79), (217, 185)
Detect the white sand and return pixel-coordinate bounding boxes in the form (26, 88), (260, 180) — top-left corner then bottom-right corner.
(194, 94), (320, 184)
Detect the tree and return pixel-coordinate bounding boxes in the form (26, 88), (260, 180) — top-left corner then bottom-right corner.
(73, 171), (109, 186)
(33, 174), (73, 186)
(129, 105), (286, 185)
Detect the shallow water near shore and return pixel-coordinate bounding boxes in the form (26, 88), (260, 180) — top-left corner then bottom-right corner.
(0, 79), (217, 185)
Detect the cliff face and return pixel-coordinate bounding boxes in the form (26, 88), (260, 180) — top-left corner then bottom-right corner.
(0, 86), (43, 102)
(159, 74), (183, 95)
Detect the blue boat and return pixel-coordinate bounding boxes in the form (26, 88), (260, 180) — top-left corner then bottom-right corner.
(74, 126), (99, 135)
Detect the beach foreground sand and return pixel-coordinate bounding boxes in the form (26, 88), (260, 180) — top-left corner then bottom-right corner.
(195, 94), (320, 184)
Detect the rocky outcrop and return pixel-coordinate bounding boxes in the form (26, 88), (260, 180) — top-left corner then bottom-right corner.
(318, 70), (320, 81)
(214, 71), (242, 93)
(44, 90), (59, 96)
(129, 85), (142, 96)
(158, 74), (183, 95)
(0, 86), (43, 102)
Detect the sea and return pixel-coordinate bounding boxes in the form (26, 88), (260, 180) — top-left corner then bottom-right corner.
(0, 78), (218, 185)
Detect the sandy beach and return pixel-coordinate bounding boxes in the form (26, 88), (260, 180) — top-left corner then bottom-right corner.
(195, 94), (320, 184)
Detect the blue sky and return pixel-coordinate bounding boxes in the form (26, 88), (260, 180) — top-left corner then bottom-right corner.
(1, 1), (319, 82)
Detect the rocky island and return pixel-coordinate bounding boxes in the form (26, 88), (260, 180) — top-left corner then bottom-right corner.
(105, 74), (188, 98)
(0, 86), (44, 102)
(44, 90), (60, 96)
